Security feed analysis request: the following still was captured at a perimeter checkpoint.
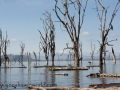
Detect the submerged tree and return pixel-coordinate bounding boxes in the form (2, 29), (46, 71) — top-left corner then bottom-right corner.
(90, 42), (95, 63)
(94, 0), (120, 67)
(54, 0), (88, 67)
(1, 31), (10, 67)
(39, 12), (55, 66)
(20, 42), (25, 66)
(0, 29), (2, 66)
(49, 15), (55, 66)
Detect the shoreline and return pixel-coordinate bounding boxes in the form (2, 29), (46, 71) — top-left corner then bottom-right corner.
(28, 85), (120, 90)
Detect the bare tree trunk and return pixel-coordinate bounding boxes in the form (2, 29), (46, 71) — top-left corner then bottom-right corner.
(99, 45), (103, 66)
(54, 0), (88, 67)
(79, 41), (83, 62)
(74, 43), (79, 67)
(33, 52), (37, 66)
(52, 56), (54, 66)
(94, 0), (120, 69)
(39, 12), (55, 66)
(0, 29), (2, 66)
(45, 54), (48, 66)
(90, 42), (95, 63)
(4, 41), (7, 67)
(20, 42), (25, 67)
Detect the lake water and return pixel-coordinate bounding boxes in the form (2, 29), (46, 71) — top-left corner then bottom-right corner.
(0, 60), (120, 90)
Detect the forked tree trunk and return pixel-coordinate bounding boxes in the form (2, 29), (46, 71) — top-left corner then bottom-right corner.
(54, 0), (88, 67)
(94, 0), (120, 72)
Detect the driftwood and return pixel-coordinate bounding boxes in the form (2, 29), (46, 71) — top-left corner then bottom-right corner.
(0, 67), (27, 68)
(87, 73), (120, 78)
(28, 86), (87, 90)
(33, 66), (67, 68)
(48, 66), (89, 71)
(54, 73), (68, 76)
(28, 85), (120, 90)
(89, 83), (120, 88)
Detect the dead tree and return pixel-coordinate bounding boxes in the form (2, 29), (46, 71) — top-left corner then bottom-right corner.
(90, 42), (95, 63)
(38, 12), (55, 66)
(39, 13), (49, 66)
(54, 0), (88, 67)
(111, 47), (116, 63)
(0, 29), (2, 66)
(38, 42), (42, 65)
(20, 42), (25, 66)
(38, 30), (49, 66)
(94, 0), (120, 67)
(49, 13), (55, 66)
(33, 52), (37, 66)
(27, 52), (31, 72)
(1, 31), (10, 67)
(119, 55), (120, 60)
(103, 45), (109, 63)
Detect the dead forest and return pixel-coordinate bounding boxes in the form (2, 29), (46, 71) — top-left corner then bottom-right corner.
(0, 0), (120, 76)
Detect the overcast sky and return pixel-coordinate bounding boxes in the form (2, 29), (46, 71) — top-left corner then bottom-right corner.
(0, 0), (120, 56)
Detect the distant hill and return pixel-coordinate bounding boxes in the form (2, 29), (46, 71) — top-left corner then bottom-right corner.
(1, 52), (119, 62)
(1, 54), (34, 61)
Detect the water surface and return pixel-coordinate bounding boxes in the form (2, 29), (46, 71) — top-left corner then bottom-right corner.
(0, 60), (120, 90)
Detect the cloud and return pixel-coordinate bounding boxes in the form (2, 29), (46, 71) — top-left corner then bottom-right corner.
(110, 33), (119, 37)
(10, 39), (18, 42)
(81, 32), (90, 36)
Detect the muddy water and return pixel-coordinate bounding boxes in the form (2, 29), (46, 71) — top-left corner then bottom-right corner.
(0, 60), (120, 90)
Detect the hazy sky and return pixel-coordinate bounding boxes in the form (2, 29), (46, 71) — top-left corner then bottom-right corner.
(0, 0), (120, 55)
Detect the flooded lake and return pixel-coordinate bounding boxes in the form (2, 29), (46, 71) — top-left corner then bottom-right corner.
(0, 60), (120, 90)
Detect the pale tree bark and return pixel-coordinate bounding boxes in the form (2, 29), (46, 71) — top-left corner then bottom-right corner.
(54, 0), (88, 67)
(94, 0), (120, 68)
(39, 12), (55, 66)
(38, 30), (49, 66)
(39, 42), (42, 65)
(33, 52), (37, 66)
(79, 41), (82, 62)
(20, 42), (25, 67)
(90, 42), (95, 63)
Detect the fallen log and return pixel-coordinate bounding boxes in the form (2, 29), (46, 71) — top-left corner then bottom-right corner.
(54, 73), (68, 76)
(87, 73), (120, 78)
(33, 66), (67, 68)
(48, 66), (89, 71)
(0, 67), (27, 68)
(89, 83), (120, 88)
(28, 85), (120, 90)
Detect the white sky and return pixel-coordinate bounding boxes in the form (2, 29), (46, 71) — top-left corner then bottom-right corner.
(0, 0), (120, 55)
